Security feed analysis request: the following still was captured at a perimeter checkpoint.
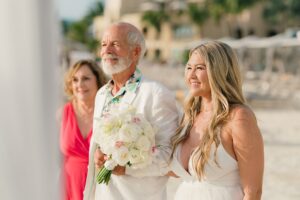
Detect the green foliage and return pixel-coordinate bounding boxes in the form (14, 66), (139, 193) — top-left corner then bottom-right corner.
(141, 0), (259, 33)
(181, 0), (260, 31)
(67, 21), (88, 43)
(206, 0), (260, 21)
(84, 2), (104, 24)
(263, 0), (287, 24)
(290, 0), (300, 17)
(187, 3), (209, 26)
(62, 1), (103, 53)
(142, 10), (169, 32)
(87, 39), (100, 53)
(61, 20), (72, 35)
(182, 50), (190, 65)
(263, 0), (300, 24)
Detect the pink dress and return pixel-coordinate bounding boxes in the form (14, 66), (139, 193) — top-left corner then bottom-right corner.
(60, 102), (92, 200)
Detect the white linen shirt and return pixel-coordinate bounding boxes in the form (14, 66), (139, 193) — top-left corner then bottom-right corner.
(84, 74), (179, 200)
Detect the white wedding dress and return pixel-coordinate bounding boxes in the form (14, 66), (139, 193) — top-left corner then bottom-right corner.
(171, 136), (244, 199)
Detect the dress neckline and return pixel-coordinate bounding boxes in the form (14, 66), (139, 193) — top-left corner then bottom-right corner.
(69, 102), (92, 140)
(177, 140), (238, 177)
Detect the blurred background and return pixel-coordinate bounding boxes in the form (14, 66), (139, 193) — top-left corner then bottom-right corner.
(59, 0), (300, 109)
(0, 0), (299, 199)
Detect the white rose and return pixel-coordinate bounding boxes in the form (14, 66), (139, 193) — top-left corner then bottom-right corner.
(136, 135), (152, 151)
(143, 122), (155, 138)
(128, 148), (142, 164)
(99, 134), (118, 155)
(101, 117), (121, 135)
(118, 124), (141, 143)
(104, 159), (117, 170)
(121, 105), (136, 116)
(112, 146), (129, 166)
(131, 151), (152, 169)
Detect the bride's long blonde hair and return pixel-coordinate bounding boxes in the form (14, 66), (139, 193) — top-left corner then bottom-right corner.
(171, 41), (246, 179)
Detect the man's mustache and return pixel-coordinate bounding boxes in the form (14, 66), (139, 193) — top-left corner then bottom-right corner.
(102, 54), (119, 60)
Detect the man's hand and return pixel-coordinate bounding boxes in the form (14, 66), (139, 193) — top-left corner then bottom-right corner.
(112, 165), (126, 176)
(165, 171), (179, 178)
(94, 148), (106, 169)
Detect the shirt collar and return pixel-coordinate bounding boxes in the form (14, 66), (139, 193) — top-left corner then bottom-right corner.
(104, 68), (142, 97)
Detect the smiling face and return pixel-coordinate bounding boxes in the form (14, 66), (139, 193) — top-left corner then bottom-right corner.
(71, 65), (98, 102)
(100, 25), (135, 75)
(185, 51), (211, 98)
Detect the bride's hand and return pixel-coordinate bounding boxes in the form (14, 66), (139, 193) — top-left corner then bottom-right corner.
(166, 171), (179, 178)
(94, 148), (106, 169)
(112, 165), (126, 176)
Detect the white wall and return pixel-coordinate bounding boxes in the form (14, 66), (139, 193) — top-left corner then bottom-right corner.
(0, 0), (61, 199)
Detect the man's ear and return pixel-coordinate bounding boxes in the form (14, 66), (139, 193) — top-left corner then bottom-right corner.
(133, 46), (141, 59)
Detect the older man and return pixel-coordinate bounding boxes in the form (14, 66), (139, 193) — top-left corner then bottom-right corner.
(83, 22), (179, 200)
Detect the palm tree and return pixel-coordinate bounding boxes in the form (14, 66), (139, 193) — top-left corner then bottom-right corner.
(187, 3), (209, 37)
(142, 9), (169, 33)
(207, 0), (260, 19)
(263, 0), (300, 27)
(64, 1), (104, 52)
(207, 0), (260, 37)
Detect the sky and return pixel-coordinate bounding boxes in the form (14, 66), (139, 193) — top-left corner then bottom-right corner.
(56, 0), (100, 21)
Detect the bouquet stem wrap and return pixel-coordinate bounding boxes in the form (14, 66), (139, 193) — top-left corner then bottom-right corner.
(96, 166), (112, 185)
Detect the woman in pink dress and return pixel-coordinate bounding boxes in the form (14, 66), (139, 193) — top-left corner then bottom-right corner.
(60, 60), (106, 200)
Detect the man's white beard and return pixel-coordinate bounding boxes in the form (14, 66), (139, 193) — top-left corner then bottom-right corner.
(101, 56), (131, 75)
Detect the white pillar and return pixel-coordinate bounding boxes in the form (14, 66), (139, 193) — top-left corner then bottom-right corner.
(0, 0), (61, 199)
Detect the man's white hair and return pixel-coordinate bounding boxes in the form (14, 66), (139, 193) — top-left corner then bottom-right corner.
(112, 22), (146, 64)
(127, 30), (146, 64)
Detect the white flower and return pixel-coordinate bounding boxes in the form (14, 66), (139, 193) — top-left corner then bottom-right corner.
(99, 135), (117, 155)
(143, 122), (155, 139)
(128, 148), (142, 164)
(131, 151), (152, 169)
(136, 135), (152, 151)
(104, 159), (118, 170)
(118, 123), (142, 143)
(120, 105), (136, 116)
(101, 116), (121, 135)
(112, 146), (129, 166)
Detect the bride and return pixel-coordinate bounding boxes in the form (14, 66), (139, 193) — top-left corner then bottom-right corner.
(169, 41), (264, 200)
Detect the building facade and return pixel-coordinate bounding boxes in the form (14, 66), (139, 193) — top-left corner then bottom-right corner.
(93, 0), (283, 64)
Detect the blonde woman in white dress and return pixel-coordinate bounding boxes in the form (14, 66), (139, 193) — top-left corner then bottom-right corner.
(169, 41), (264, 200)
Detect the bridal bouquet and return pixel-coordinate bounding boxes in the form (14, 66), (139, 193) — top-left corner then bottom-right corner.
(93, 106), (157, 185)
